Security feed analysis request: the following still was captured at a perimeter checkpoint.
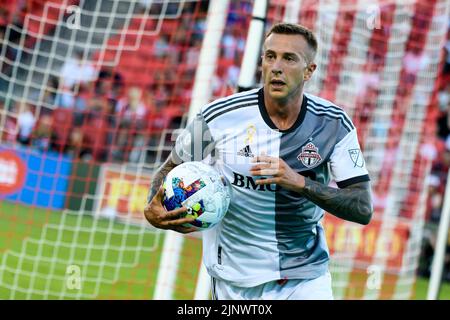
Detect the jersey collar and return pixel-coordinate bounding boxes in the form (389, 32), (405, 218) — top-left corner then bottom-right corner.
(258, 87), (308, 134)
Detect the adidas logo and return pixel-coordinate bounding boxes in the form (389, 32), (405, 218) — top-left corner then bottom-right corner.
(237, 145), (254, 157)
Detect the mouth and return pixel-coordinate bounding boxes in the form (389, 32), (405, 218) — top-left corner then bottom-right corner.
(269, 79), (286, 89)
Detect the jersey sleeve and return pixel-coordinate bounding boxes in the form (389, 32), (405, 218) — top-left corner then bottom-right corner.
(172, 112), (216, 164)
(329, 129), (370, 188)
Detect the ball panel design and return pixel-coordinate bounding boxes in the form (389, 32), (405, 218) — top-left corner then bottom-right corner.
(162, 161), (230, 230)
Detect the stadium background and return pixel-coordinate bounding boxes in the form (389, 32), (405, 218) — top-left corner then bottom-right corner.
(0, 0), (449, 299)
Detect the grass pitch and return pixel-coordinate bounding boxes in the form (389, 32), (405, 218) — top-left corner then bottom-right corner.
(0, 201), (201, 299)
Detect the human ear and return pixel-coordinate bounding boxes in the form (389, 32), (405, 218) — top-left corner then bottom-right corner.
(304, 63), (317, 81)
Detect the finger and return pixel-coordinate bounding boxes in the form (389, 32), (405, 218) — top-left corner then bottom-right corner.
(251, 153), (270, 163)
(173, 225), (198, 234)
(253, 150), (267, 160)
(251, 155), (268, 163)
(164, 206), (188, 219)
(255, 178), (277, 185)
(249, 164), (280, 176)
(166, 216), (196, 226)
(251, 168), (279, 176)
(252, 155), (278, 164)
(250, 163), (272, 171)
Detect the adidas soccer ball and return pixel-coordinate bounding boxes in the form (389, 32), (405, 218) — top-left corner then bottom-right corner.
(162, 161), (230, 230)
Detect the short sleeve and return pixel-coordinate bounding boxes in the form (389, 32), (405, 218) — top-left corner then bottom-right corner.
(329, 129), (370, 188)
(172, 113), (215, 164)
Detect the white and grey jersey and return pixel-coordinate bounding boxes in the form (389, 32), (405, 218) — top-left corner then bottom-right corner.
(174, 87), (370, 287)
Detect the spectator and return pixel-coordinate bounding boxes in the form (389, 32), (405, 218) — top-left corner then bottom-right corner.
(16, 101), (36, 145)
(115, 86), (148, 122)
(437, 84), (450, 140)
(97, 67), (123, 94)
(59, 50), (98, 89)
(226, 54), (242, 88)
(32, 114), (53, 151)
(153, 34), (171, 59)
(138, 0), (152, 8)
(402, 47), (430, 85)
(29, 79), (57, 117)
(185, 37), (201, 69)
(0, 8), (8, 29)
(355, 62), (380, 98)
(443, 34), (450, 75)
(426, 173), (444, 223)
(192, 17), (206, 42)
(438, 83), (450, 110)
(221, 26), (245, 62)
(113, 86), (149, 161)
(152, 83), (169, 109)
(96, 67), (124, 114)
(1, 101), (17, 144)
(54, 86), (75, 109)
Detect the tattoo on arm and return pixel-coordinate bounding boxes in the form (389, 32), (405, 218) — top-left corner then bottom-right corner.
(147, 153), (178, 203)
(300, 180), (373, 225)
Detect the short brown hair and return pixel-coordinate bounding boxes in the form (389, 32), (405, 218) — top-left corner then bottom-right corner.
(265, 23), (318, 62)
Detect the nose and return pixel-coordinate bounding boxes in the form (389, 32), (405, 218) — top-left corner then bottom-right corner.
(271, 59), (283, 75)
(271, 68), (282, 75)
(271, 66), (282, 75)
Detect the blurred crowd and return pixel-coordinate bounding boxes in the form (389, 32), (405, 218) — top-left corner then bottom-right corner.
(419, 20), (450, 281)
(1, 0), (249, 164)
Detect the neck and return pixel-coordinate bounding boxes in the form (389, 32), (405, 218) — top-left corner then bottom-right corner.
(263, 89), (304, 131)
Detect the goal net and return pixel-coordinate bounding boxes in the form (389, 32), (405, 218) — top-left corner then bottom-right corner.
(296, 0), (448, 299)
(0, 0), (208, 299)
(0, 0), (448, 299)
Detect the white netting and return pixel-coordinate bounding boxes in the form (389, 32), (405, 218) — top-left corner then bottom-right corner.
(0, 0), (204, 299)
(295, 0), (449, 299)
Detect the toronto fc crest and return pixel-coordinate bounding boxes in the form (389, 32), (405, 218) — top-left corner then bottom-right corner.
(298, 142), (322, 168)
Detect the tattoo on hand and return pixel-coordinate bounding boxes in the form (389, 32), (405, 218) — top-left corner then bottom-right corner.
(147, 155), (178, 202)
(300, 179), (373, 225)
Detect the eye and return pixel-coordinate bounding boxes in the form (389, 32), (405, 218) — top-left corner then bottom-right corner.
(285, 55), (295, 62)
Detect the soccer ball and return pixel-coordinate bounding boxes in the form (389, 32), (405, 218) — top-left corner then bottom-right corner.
(162, 161), (230, 230)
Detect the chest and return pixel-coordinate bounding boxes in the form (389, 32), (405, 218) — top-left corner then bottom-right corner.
(213, 122), (333, 175)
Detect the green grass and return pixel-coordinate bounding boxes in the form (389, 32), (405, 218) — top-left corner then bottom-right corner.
(414, 277), (450, 300)
(0, 201), (201, 299)
(1, 201), (449, 300)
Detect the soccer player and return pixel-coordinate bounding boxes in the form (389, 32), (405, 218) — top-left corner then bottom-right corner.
(144, 23), (373, 300)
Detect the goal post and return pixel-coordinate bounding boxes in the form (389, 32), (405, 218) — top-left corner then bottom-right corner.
(154, 0), (230, 300)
